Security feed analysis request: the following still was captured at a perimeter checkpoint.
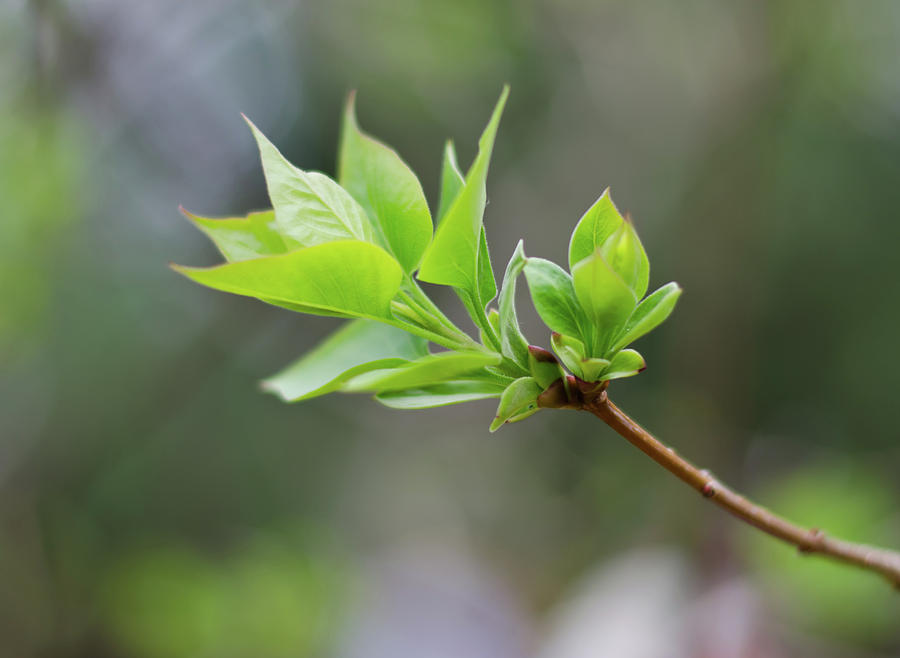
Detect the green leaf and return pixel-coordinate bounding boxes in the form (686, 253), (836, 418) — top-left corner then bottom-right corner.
(181, 208), (287, 262)
(523, 258), (585, 340)
(244, 116), (374, 249)
(376, 380), (505, 409)
(527, 346), (564, 388)
(609, 282), (682, 352)
(579, 357), (610, 382)
(601, 348), (645, 380)
(551, 332), (586, 379)
(489, 376), (543, 432)
(172, 240), (403, 320)
(262, 320), (429, 401)
(498, 241), (530, 368)
(568, 189), (625, 269)
(418, 86), (509, 293)
(437, 140), (464, 221)
(571, 250), (636, 353)
(476, 226), (497, 307)
(342, 350), (502, 393)
(598, 220), (649, 299)
(338, 93), (433, 272)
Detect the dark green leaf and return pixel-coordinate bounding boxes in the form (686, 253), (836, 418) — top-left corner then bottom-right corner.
(609, 282), (682, 352)
(172, 240), (403, 320)
(523, 258), (585, 340)
(338, 93), (433, 272)
(262, 320), (428, 401)
(245, 116), (374, 249)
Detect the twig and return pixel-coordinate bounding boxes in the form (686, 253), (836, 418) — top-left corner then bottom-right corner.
(538, 377), (900, 587)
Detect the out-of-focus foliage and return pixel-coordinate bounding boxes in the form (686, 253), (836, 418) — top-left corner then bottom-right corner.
(2, 1), (900, 656)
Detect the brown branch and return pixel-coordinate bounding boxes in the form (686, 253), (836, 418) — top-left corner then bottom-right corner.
(538, 377), (900, 588)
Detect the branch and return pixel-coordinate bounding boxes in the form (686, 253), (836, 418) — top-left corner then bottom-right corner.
(538, 378), (900, 588)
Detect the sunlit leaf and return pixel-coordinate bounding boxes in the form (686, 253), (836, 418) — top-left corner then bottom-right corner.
(489, 376), (543, 432)
(376, 380), (505, 409)
(342, 350), (502, 392)
(172, 240), (403, 320)
(523, 258), (585, 340)
(418, 87), (509, 295)
(262, 320), (428, 401)
(245, 117), (374, 249)
(338, 93), (433, 272)
(609, 282), (682, 352)
(181, 208), (287, 262)
(437, 140), (464, 221)
(599, 220), (649, 299)
(476, 226), (497, 307)
(568, 189), (624, 269)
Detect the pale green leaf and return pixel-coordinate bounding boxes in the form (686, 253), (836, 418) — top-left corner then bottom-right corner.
(338, 93), (433, 272)
(528, 346), (564, 388)
(418, 86), (509, 293)
(376, 380), (505, 409)
(489, 376), (543, 432)
(477, 226), (497, 307)
(342, 350), (502, 393)
(181, 208), (287, 262)
(568, 189), (625, 269)
(599, 220), (649, 299)
(523, 258), (585, 340)
(172, 240), (403, 320)
(437, 140), (464, 221)
(609, 282), (682, 352)
(601, 348), (645, 381)
(245, 116), (374, 249)
(571, 250), (636, 353)
(498, 240), (530, 368)
(262, 320), (428, 401)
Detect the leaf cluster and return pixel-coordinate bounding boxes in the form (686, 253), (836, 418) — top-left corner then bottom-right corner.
(174, 87), (681, 431)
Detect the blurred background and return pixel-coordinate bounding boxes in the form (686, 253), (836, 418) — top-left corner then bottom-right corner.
(2, 0), (900, 656)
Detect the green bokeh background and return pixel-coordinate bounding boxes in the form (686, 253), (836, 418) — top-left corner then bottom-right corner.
(2, 1), (899, 656)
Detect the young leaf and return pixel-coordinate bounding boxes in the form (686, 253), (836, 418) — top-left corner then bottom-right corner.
(376, 380), (505, 409)
(245, 117), (374, 249)
(523, 258), (585, 340)
(489, 376), (543, 432)
(342, 350), (502, 393)
(181, 208), (287, 262)
(601, 348), (645, 380)
(418, 87), (509, 294)
(568, 189), (625, 269)
(571, 250), (636, 353)
(599, 220), (649, 299)
(262, 320), (429, 401)
(498, 241), (530, 368)
(579, 356), (611, 382)
(551, 332), (587, 379)
(528, 345), (564, 388)
(608, 282), (682, 352)
(172, 240), (403, 320)
(338, 93), (433, 272)
(437, 140), (464, 221)
(477, 226), (497, 307)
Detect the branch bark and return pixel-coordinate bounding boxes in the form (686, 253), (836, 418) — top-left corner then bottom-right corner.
(538, 377), (900, 588)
